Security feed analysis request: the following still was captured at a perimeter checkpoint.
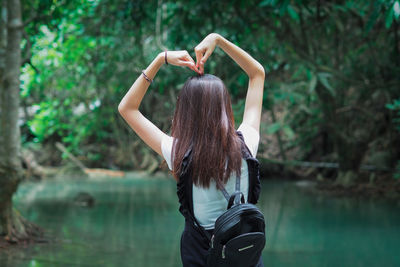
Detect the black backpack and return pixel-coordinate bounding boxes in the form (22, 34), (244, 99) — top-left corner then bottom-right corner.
(193, 173), (266, 267)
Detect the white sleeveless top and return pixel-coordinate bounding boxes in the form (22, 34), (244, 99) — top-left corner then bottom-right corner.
(161, 123), (259, 229)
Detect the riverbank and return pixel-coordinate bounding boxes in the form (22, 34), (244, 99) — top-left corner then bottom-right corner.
(23, 161), (400, 201)
(315, 178), (400, 200)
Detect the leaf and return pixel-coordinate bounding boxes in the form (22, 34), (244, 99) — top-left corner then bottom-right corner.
(317, 73), (336, 96)
(299, 104), (313, 115)
(266, 122), (281, 134)
(259, 0), (275, 7)
(394, 161), (400, 179)
(385, 103), (395, 110)
(385, 4), (395, 28)
(282, 125), (295, 139)
(309, 74), (317, 93)
(386, 99), (400, 110)
(287, 5), (299, 21)
(335, 19), (344, 32)
(365, 1), (382, 33)
(394, 1), (400, 19)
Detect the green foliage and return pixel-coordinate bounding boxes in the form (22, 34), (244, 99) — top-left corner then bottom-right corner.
(395, 162), (400, 179)
(27, 101), (65, 143)
(386, 98), (400, 179)
(267, 122), (295, 140)
(386, 98), (400, 131)
(20, 0), (400, 174)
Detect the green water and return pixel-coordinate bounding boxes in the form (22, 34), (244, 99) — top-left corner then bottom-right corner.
(1, 175), (400, 267)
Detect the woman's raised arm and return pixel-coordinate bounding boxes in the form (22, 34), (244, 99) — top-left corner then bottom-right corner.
(118, 50), (199, 156)
(195, 33), (265, 132)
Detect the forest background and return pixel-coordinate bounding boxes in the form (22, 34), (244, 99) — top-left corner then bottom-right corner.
(1, 0), (400, 240)
(14, 0), (399, 180)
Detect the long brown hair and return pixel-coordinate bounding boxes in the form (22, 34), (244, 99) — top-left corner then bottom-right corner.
(171, 74), (242, 188)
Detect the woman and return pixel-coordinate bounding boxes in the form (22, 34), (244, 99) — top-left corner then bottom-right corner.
(118, 33), (265, 266)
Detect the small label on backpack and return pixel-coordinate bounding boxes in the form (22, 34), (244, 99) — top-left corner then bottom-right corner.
(238, 244), (254, 252)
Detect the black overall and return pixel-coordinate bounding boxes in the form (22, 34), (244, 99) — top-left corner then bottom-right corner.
(177, 132), (264, 267)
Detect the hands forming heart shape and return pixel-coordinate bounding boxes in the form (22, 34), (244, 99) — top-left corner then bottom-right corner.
(166, 33), (219, 75)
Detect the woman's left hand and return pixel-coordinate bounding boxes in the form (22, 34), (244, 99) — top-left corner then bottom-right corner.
(165, 50), (200, 74)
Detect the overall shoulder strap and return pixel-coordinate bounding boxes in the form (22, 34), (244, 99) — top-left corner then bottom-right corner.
(236, 130), (254, 159)
(236, 130), (262, 204)
(179, 145), (212, 242)
(188, 211), (212, 242)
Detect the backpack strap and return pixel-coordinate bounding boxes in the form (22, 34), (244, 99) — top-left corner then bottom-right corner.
(235, 171), (241, 192)
(228, 191), (245, 209)
(216, 179), (230, 201)
(216, 174), (245, 208)
(215, 173), (240, 200)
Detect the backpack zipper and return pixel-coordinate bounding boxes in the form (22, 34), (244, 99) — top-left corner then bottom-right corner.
(222, 245), (226, 259)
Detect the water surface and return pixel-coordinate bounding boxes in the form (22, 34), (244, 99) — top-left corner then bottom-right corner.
(1, 175), (399, 267)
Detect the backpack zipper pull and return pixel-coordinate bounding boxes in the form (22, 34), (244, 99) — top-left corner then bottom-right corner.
(211, 235), (215, 248)
(222, 245), (226, 259)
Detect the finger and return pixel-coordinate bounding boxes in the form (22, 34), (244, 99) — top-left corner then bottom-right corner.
(186, 55), (200, 73)
(195, 48), (204, 69)
(186, 62), (197, 73)
(199, 50), (212, 74)
(191, 65), (201, 74)
(183, 55), (201, 73)
(179, 60), (198, 72)
(192, 66), (201, 74)
(187, 59), (201, 74)
(199, 59), (205, 74)
(201, 50), (212, 65)
(191, 63), (201, 74)
(194, 65), (201, 74)
(183, 54), (196, 65)
(198, 63), (203, 74)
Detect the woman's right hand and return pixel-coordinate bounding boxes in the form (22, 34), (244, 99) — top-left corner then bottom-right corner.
(166, 50), (200, 74)
(194, 33), (220, 74)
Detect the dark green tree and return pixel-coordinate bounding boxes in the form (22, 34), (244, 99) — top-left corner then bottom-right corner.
(0, 0), (41, 242)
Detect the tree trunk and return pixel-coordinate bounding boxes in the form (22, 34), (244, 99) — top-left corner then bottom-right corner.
(0, 0), (42, 242)
(334, 136), (370, 186)
(314, 80), (368, 185)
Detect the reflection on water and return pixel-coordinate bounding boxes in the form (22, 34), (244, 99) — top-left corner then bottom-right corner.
(1, 176), (400, 267)
(261, 181), (400, 267)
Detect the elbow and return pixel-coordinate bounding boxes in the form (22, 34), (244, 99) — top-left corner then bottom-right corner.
(118, 102), (139, 116)
(250, 63), (265, 80)
(256, 63), (265, 78)
(118, 102), (127, 116)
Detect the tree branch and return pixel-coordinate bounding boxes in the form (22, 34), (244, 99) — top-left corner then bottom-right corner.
(21, 30), (31, 64)
(23, 0), (66, 26)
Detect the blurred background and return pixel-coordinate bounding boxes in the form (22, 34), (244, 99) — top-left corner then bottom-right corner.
(0, 0), (399, 266)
